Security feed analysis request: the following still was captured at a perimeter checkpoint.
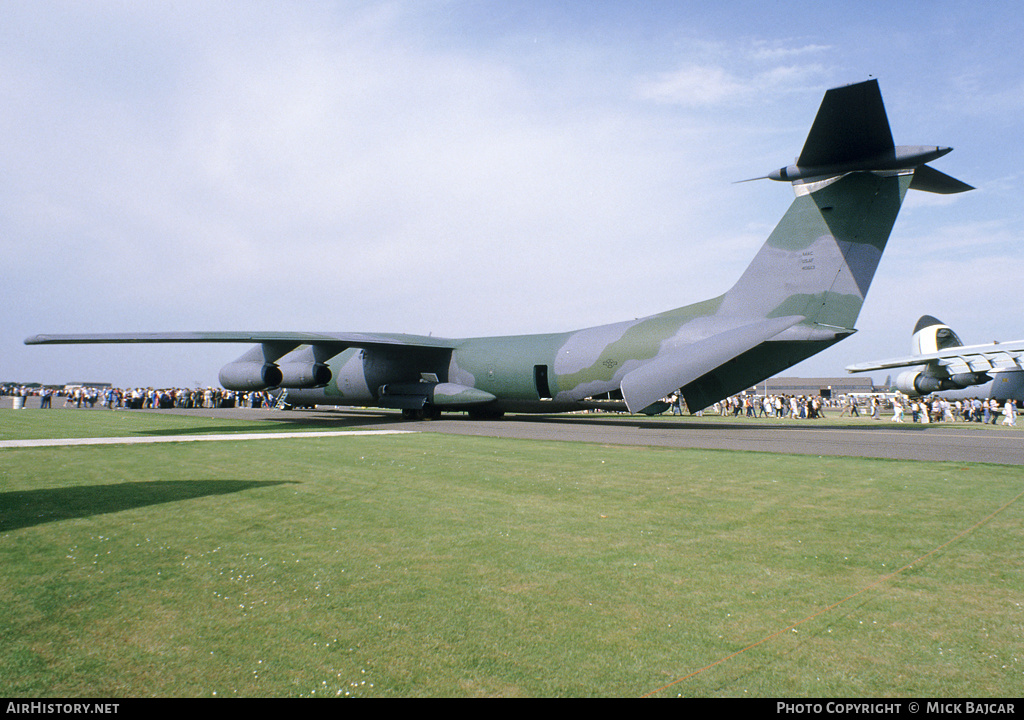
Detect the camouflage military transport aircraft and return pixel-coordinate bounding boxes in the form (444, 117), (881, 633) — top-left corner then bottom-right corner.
(27, 80), (972, 418)
(847, 315), (1024, 401)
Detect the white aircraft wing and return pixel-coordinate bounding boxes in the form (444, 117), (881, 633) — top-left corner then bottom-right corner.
(846, 340), (1024, 374)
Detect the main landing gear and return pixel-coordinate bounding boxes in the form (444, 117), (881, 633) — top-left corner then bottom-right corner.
(401, 407), (442, 420)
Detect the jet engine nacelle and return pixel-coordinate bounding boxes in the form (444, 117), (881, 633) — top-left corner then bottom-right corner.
(219, 361), (332, 391)
(277, 362), (332, 389)
(219, 361), (284, 391)
(895, 370), (990, 396)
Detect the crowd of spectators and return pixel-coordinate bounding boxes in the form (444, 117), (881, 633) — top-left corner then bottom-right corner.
(674, 392), (1018, 426)
(4, 383), (1019, 426)
(888, 395), (1017, 425)
(2, 384), (277, 410)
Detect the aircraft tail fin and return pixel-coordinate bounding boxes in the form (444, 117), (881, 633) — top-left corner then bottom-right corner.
(911, 315), (964, 355)
(677, 171), (909, 411)
(674, 80), (970, 411)
(718, 170), (910, 336)
(717, 80), (951, 337)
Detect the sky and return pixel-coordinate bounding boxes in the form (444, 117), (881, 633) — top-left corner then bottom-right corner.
(3, 0), (1023, 389)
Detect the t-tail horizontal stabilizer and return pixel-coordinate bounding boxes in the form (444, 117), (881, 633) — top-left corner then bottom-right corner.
(908, 164), (975, 194)
(745, 79), (972, 193)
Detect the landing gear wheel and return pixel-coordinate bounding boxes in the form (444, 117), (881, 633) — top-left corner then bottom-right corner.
(401, 407), (441, 420)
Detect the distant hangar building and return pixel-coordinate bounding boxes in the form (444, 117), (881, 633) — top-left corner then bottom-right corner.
(750, 376), (876, 398)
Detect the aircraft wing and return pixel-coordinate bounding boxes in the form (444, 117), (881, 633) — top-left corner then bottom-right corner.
(24, 331), (457, 351)
(846, 340), (1024, 375)
(25, 331), (465, 399)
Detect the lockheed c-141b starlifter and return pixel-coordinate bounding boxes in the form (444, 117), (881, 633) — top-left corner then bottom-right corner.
(27, 79), (972, 418)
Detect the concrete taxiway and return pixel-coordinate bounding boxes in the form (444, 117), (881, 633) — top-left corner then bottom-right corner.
(316, 409), (1021, 465)
(5, 397), (1017, 465)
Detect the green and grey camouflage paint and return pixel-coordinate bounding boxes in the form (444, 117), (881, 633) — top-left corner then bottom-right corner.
(25, 80), (970, 418)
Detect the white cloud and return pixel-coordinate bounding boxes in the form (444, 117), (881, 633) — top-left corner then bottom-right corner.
(635, 40), (832, 107)
(638, 65), (750, 106)
(749, 42), (833, 62)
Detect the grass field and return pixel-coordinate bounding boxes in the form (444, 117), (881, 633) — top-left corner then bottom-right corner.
(1, 410), (1022, 697)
